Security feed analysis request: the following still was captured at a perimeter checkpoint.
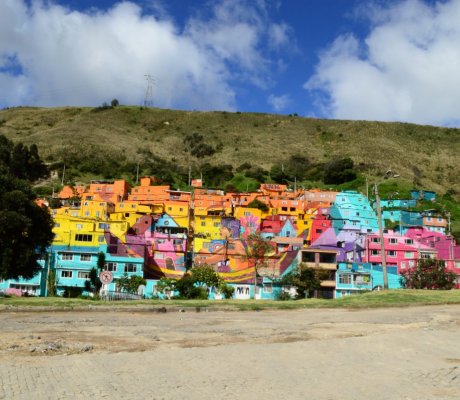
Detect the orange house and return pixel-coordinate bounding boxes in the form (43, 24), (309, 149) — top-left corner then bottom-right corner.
(84, 179), (130, 204)
(58, 185), (86, 199)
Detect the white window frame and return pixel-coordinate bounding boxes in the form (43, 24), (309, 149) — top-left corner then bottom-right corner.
(61, 270), (73, 278)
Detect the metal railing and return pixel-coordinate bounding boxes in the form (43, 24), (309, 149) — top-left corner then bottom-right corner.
(100, 290), (143, 301)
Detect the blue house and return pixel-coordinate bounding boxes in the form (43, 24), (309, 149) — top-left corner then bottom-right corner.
(410, 190), (436, 202)
(335, 262), (402, 298)
(330, 191), (379, 234)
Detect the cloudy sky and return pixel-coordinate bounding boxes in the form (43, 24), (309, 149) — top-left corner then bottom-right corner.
(1, 0), (460, 126)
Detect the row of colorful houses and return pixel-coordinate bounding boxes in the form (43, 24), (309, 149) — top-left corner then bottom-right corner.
(1, 178), (459, 299)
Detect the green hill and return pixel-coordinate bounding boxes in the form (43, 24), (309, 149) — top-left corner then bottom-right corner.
(0, 105), (459, 198)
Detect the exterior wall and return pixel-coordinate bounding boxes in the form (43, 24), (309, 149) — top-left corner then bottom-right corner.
(330, 191), (379, 233)
(363, 231), (437, 271)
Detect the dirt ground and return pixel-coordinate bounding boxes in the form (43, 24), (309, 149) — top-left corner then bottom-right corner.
(1, 305), (460, 399)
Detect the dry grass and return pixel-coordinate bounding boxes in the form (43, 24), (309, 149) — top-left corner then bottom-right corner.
(0, 106), (459, 194)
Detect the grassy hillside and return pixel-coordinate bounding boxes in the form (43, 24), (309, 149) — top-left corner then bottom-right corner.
(0, 105), (459, 197)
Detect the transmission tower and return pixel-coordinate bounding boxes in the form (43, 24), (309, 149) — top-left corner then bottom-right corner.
(144, 74), (154, 107)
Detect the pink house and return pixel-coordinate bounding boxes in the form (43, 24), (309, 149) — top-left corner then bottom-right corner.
(363, 230), (437, 271)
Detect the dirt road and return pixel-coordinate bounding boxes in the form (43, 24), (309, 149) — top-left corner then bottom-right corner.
(1, 305), (460, 399)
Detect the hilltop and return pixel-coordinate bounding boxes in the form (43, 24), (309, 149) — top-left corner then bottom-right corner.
(0, 105), (459, 198)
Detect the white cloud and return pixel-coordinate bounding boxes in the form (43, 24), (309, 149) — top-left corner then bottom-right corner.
(305, 0), (460, 126)
(267, 93), (290, 111)
(0, 0), (292, 110)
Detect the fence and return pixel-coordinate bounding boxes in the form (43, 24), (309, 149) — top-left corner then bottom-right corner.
(100, 290), (143, 301)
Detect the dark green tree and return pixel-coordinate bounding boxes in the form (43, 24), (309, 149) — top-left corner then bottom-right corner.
(282, 264), (323, 299)
(0, 136), (53, 280)
(247, 198), (269, 212)
(323, 158), (357, 185)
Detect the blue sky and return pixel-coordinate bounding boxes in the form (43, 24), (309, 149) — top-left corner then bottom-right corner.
(1, 0), (460, 126)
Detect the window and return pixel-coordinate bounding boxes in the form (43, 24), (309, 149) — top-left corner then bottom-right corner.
(404, 252), (414, 258)
(61, 253), (73, 261)
(173, 239), (183, 245)
(263, 284), (273, 293)
(316, 229), (323, 234)
(99, 223), (110, 229)
(213, 222), (220, 227)
(388, 250), (397, 257)
(80, 254), (92, 262)
(405, 239), (414, 245)
(61, 270), (73, 278)
(76, 223), (83, 230)
(371, 237), (380, 243)
(339, 274), (351, 284)
(75, 234), (93, 242)
(98, 235), (105, 243)
(84, 211), (90, 217)
(124, 264), (136, 273)
(55, 222), (60, 228)
(389, 238), (398, 244)
(105, 262), (117, 272)
(78, 271), (89, 279)
(371, 250), (380, 256)
(155, 253), (164, 260)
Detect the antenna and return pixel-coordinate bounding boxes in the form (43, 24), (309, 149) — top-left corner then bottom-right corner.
(144, 74), (154, 107)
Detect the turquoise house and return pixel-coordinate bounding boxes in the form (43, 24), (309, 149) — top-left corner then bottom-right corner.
(330, 191), (379, 234)
(335, 262), (402, 298)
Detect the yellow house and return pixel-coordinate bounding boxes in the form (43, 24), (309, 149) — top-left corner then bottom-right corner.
(193, 207), (226, 252)
(79, 200), (115, 220)
(53, 214), (129, 248)
(162, 200), (190, 228)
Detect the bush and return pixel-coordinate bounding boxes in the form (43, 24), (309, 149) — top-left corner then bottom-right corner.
(218, 283), (235, 299)
(276, 291), (292, 301)
(62, 286), (83, 298)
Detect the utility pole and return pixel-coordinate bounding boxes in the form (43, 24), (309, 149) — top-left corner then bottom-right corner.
(144, 74), (154, 107)
(374, 183), (388, 289)
(136, 162), (140, 184)
(61, 164), (65, 186)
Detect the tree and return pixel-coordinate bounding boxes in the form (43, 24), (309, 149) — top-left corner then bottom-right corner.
(246, 233), (275, 299)
(281, 264), (323, 299)
(116, 274), (146, 294)
(323, 158), (357, 185)
(401, 258), (457, 290)
(0, 136), (53, 280)
(191, 265), (223, 289)
(111, 98), (119, 107)
(247, 198), (269, 212)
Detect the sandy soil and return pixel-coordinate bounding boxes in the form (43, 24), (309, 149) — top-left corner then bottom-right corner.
(1, 305), (460, 399)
